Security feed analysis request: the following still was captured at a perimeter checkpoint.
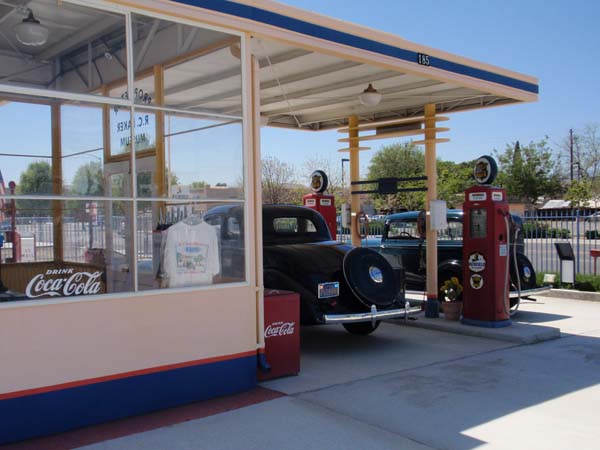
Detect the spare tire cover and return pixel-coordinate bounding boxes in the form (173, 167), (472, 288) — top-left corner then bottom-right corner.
(343, 247), (398, 308)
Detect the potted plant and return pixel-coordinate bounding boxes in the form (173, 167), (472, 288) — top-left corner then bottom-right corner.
(441, 277), (463, 320)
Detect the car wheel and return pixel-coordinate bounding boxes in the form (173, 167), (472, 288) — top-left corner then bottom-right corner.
(342, 321), (380, 335)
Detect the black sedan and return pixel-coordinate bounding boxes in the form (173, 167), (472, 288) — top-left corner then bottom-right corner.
(204, 205), (420, 334)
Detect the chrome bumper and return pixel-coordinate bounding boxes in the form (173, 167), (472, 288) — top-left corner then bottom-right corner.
(323, 303), (422, 325)
(405, 287), (552, 301)
(509, 286), (551, 298)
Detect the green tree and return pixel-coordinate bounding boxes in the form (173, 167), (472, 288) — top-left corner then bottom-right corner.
(16, 161), (52, 216)
(367, 142), (426, 212)
(495, 140), (563, 205)
(437, 160), (475, 208)
(564, 179), (592, 208)
(191, 180), (209, 189)
(71, 161), (104, 196)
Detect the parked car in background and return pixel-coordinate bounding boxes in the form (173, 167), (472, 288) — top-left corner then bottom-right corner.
(374, 210), (542, 311)
(585, 212), (600, 222)
(204, 205), (420, 334)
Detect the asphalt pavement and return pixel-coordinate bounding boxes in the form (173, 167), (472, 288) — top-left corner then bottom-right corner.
(9, 295), (600, 450)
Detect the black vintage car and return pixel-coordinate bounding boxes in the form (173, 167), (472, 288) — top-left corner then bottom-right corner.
(374, 210), (547, 311)
(204, 205), (420, 334)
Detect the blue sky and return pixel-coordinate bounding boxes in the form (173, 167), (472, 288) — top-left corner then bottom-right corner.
(263, 0), (600, 176)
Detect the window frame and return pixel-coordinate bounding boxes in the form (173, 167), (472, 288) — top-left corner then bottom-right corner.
(0, 0), (251, 305)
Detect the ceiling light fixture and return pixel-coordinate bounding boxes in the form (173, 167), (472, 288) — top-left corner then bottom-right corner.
(358, 83), (382, 107)
(14, 9), (48, 47)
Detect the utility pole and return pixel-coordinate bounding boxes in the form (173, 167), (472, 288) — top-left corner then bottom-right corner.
(570, 128), (574, 182)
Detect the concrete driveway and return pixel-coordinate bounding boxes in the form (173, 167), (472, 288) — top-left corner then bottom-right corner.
(55, 296), (600, 449)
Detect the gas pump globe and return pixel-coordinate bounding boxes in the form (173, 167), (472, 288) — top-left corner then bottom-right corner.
(462, 155), (512, 327)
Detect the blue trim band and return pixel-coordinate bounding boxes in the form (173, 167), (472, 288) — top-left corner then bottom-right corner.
(0, 355), (256, 445)
(462, 318), (512, 328)
(174, 1), (538, 94)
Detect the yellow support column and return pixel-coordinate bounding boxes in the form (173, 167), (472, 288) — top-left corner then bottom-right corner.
(51, 102), (63, 262)
(424, 103), (439, 317)
(154, 65), (166, 198)
(349, 114), (361, 247)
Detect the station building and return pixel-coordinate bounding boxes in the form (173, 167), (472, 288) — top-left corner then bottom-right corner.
(0, 0), (537, 443)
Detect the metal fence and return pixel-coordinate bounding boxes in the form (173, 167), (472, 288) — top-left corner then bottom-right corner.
(522, 209), (600, 276)
(337, 210), (600, 278)
(8, 215), (155, 263)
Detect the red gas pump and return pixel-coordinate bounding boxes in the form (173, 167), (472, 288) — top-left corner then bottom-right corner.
(462, 156), (511, 327)
(303, 170), (337, 239)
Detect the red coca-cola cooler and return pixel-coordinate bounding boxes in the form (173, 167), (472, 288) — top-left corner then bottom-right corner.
(258, 289), (300, 381)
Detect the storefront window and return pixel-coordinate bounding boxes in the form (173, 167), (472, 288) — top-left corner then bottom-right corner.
(0, 2), (127, 100)
(0, 199), (134, 299)
(137, 201), (245, 291)
(0, 2), (247, 303)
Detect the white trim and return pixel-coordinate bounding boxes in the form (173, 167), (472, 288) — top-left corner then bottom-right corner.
(0, 83), (132, 107)
(134, 104), (243, 121)
(0, 195), (135, 202)
(127, 12), (139, 292)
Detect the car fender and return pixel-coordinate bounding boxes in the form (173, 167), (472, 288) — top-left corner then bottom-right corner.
(263, 268), (323, 325)
(438, 259), (462, 277)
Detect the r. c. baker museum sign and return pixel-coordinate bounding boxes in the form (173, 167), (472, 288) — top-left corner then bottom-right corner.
(25, 269), (103, 299)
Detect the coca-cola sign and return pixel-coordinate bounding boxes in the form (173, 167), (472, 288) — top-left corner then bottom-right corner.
(25, 268), (103, 299)
(264, 321), (295, 338)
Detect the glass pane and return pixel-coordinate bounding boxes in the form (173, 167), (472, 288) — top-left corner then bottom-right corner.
(388, 221), (419, 239)
(137, 201), (245, 291)
(0, 100), (52, 196)
(0, 2), (127, 99)
(0, 199), (134, 301)
(0, 97), (132, 198)
(131, 14), (242, 114)
(135, 108), (244, 199)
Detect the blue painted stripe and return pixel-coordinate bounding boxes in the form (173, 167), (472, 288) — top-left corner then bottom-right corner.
(0, 355), (256, 445)
(173, 1), (538, 94)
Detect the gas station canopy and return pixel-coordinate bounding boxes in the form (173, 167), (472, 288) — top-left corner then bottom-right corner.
(0, 0), (538, 131)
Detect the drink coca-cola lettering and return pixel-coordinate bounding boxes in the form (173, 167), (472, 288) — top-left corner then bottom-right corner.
(264, 321), (295, 338)
(25, 270), (103, 299)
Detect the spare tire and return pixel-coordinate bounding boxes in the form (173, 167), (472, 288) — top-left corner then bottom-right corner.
(343, 247), (399, 308)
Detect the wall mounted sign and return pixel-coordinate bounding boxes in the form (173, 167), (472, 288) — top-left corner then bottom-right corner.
(25, 269), (103, 299)
(467, 252), (486, 273)
(473, 155), (498, 185)
(470, 273), (484, 290)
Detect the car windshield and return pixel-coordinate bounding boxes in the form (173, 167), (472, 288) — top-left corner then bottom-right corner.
(273, 217), (318, 234)
(387, 219), (463, 240)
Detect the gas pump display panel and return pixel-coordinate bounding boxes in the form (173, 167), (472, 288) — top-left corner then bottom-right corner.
(470, 209), (487, 239)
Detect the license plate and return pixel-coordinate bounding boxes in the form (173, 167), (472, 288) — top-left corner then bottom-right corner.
(318, 281), (339, 299)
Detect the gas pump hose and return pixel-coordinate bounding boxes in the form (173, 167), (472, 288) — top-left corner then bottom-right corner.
(503, 214), (522, 318)
(503, 214), (511, 318)
(511, 226), (522, 316)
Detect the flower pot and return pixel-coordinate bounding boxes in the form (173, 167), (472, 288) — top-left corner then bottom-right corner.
(443, 301), (462, 321)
